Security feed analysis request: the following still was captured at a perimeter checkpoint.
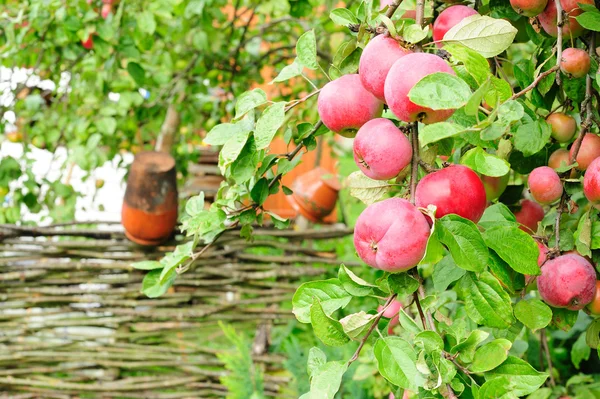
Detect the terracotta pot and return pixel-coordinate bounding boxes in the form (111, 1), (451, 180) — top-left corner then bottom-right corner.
(287, 167), (340, 223)
(122, 151), (178, 246)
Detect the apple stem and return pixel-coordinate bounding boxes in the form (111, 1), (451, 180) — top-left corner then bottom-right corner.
(553, 191), (567, 252)
(540, 329), (556, 387)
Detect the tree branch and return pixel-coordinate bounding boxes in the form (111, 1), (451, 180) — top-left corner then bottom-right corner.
(554, 0), (564, 86)
(540, 329), (556, 386)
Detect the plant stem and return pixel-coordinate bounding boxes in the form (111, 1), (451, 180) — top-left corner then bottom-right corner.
(348, 294), (397, 364)
(553, 191), (567, 252)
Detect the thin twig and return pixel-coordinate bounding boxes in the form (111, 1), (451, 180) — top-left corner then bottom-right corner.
(553, 191), (567, 253)
(540, 329), (556, 386)
(348, 294), (397, 364)
(509, 65), (559, 100)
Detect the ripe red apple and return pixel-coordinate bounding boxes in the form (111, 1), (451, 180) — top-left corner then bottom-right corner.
(384, 53), (456, 124)
(415, 165), (487, 222)
(514, 199), (545, 234)
(101, 3), (112, 18)
(528, 166), (563, 204)
(510, 0), (548, 16)
(432, 5), (478, 47)
(586, 281), (600, 315)
(81, 35), (94, 50)
(548, 148), (571, 170)
(318, 74), (383, 138)
(583, 157), (600, 209)
(570, 133), (600, 170)
(359, 35), (411, 101)
(481, 173), (509, 201)
(538, 0), (594, 38)
(353, 118), (412, 180)
(537, 241), (549, 266)
(538, 253), (597, 310)
(354, 198), (430, 272)
(560, 48), (591, 78)
(547, 113), (576, 143)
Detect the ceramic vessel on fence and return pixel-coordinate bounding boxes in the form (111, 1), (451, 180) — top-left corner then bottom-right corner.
(122, 151), (178, 245)
(287, 167), (340, 222)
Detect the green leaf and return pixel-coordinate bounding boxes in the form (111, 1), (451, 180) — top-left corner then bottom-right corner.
(292, 279), (352, 323)
(478, 377), (518, 399)
(513, 299), (552, 331)
(443, 15), (518, 58)
(137, 11), (156, 34)
(310, 299), (350, 347)
(586, 318), (600, 349)
(346, 171), (393, 205)
(267, 212), (290, 229)
(479, 203), (516, 230)
(339, 311), (376, 340)
(250, 178), (269, 206)
(219, 131), (251, 169)
(444, 43), (491, 85)
(470, 339), (512, 373)
(374, 337), (425, 391)
(271, 59), (303, 83)
(404, 24), (430, 44)
(338, 264), (376, 297)
(127, 62), (145, 86)
(572, 332), (591, 369)
(437, 214), (488, 272)
(300, 360), (347, 399)
(408, 73), (472, 110)
(485, 356), (548, 396)
(235, 89), (267, 119)
(552, 307), (579, 332)
(142, 269), (175, 298)
(254, 102), (286, 150)
(465, 79), (492, 115)
(483, 225), (540, 275)
(432, 255), (466, 291)
(451, 329), (490, 363)
(185, 193), (205, 216)
(131, 260), (163, 270)
(576, 11), (600, 31)
(488, 252), (525, 294)
(96, 117), (117, 135)
(329, 8), (358, 25)
(460, 146), (510, 177)
(497, 100), (524, 124)
(307, 347), (327, 378)
(420, 122), (465, 146)
(415, 330), (444, 353)
(296, 30), (319, 69)
(387, 273), (419, 297)
(513, 120), (552, 157)
(204, 117), (253, 146)
(457, 272), (515, 329)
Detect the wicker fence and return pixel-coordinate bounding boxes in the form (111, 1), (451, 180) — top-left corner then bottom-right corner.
(0, 222), (354, 398)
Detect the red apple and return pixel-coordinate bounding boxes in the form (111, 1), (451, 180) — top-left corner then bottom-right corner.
(481, 173), (510, 201)
(548, 148), (571, 170)
(560, 48), (591, 78)
(415, 165), (487, 223)
(570, 133), (600, 170)
(353, 118), (412, 180)
(317, 74), (383, 138)
(587, 281), (600, 315)
(384, 53), (457, 124)
(432, 5), (478, 47)
(538, 0), (594, 38)
(514, 199), (545, 234)
(354, 198), (430, 272)
(583, 157), (600, 209)
(81, 35), (94, 50)
(528, 166), (563, 204)
(101, 3), (112, 18)
(538, 253), (597, 310)
(510, 0), (548, 16)
(359, 35), (411, 101)
(547, 113), (577, 143)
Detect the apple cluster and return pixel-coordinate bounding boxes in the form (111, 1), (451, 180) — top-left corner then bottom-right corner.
(316, 1), (600, 316)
